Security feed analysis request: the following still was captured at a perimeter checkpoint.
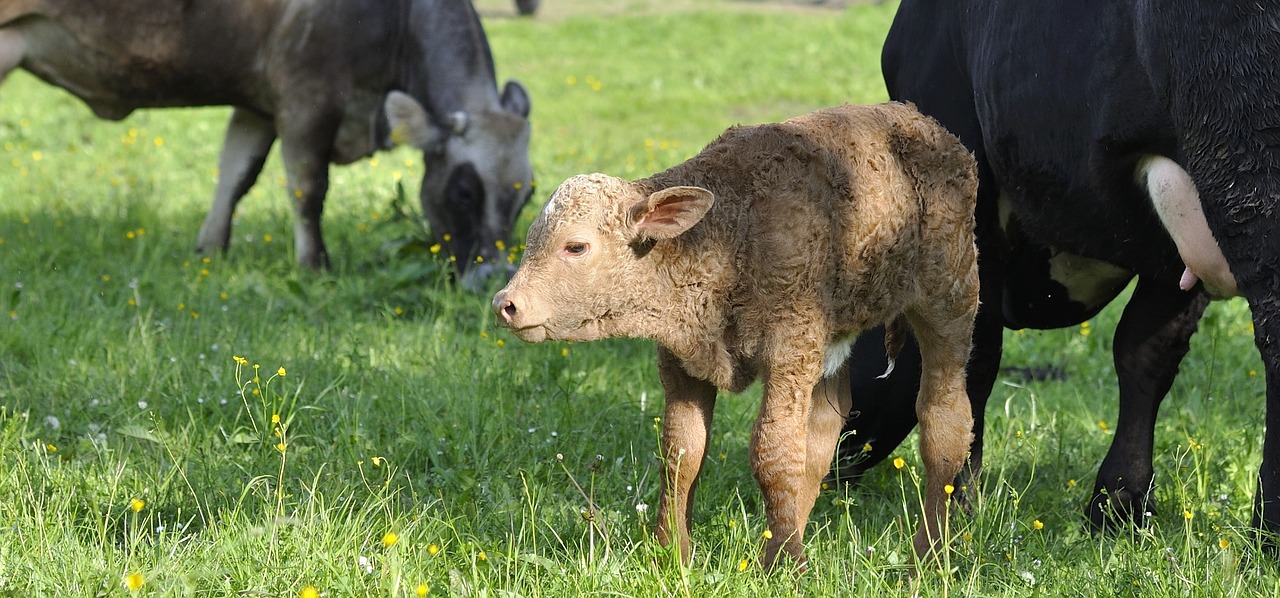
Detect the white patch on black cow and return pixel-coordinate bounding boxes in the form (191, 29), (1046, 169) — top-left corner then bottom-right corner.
(1047, 252), (1132, 308)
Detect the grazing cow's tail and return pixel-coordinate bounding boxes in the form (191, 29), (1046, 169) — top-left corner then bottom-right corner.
(879, 315), (909, 379)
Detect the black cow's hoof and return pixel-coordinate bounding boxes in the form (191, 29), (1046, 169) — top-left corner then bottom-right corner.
(1087, 485), (1154, 532)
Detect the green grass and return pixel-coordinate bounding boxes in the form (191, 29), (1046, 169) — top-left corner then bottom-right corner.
(1, 1), (1276, 595)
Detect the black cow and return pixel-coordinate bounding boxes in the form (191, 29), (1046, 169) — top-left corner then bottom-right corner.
(837, 0), (1280, 537)
(0, 0), (534, 289)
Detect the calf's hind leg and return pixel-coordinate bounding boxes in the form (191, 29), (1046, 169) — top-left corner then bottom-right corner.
(905, 305), (976, 560)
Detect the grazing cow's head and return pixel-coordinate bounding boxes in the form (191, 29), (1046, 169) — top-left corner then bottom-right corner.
(492, 173), (715, 343)
(385, 82), (535, 291)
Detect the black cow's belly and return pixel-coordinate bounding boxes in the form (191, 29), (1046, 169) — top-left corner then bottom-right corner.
(966, 0), (1187, 299)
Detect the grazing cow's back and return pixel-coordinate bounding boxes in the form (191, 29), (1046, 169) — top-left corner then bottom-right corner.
(0, 0), (534, 288)
(839, 0), (1280, 540)
(494, 103), (980, 569)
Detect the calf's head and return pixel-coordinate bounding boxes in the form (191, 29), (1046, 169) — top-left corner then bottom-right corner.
(386, 84), (535, 291)
(492, 173), (715, 342)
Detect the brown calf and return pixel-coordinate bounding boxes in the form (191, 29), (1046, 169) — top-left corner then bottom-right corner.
(492, 103), (978, 570)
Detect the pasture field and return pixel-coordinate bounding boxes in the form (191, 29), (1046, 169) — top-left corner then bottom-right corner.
(0, 1), (1276, 595)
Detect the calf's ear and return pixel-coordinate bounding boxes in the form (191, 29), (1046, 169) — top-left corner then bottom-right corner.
(631, 186), (715, 240)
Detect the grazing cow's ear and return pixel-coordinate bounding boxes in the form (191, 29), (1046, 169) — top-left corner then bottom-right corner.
(632, 186), (715, 240)
(385, 91), (447, 153)
(501, 80), (531, 118)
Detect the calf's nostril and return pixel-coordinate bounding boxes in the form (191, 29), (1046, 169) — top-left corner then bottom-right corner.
(502, 301), (518, 322)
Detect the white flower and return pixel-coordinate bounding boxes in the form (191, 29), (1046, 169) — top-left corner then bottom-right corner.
(635, 503), (649, 514)
(43, 416), (60, 431)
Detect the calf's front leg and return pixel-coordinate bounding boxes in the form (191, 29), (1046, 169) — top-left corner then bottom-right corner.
(654, 347), (718, 563)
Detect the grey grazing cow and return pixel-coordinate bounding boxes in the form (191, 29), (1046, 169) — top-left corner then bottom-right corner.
(492, 103), (979, 569)
(0, 0), (534, 288)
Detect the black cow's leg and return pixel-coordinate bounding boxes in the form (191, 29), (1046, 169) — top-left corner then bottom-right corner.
(197, 108), (276, 256)
(1088, 278), (1206, 530)
(953, 265), (1006, 497)
(1251, 300), (1280, 546)
(276, 105), (340, 270)
(834, 327), (922, 480)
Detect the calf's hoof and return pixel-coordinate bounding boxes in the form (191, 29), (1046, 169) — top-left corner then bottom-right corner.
(761, 535), (808, 574)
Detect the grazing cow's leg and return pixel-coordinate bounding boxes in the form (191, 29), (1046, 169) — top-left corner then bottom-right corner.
(653, 347), (717, 564)
(197, 108), (276, 257)
(276, 105), (340, 270)
(1088, 278), (1206, 530)
(752, 349), (824, 569)
(0, 29), (23, 82)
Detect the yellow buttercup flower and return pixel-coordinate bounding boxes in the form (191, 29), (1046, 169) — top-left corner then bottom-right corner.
(382, 531), (399, 548)
(124, 572), (145, 592)
(892, 457), (905, 470)
(277, 366), (286, 377)
(300, 586), (319, 598)
(415, 584), (430, 597)
(944, 484), (955, 495)
(427, 543), (440, 555)
(130, 498), (145, 513)
(233, 355), (248, 366)
(1033, 519), (1044, 530)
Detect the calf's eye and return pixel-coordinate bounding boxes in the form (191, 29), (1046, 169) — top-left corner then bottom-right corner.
(562, 242), (589, 257)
